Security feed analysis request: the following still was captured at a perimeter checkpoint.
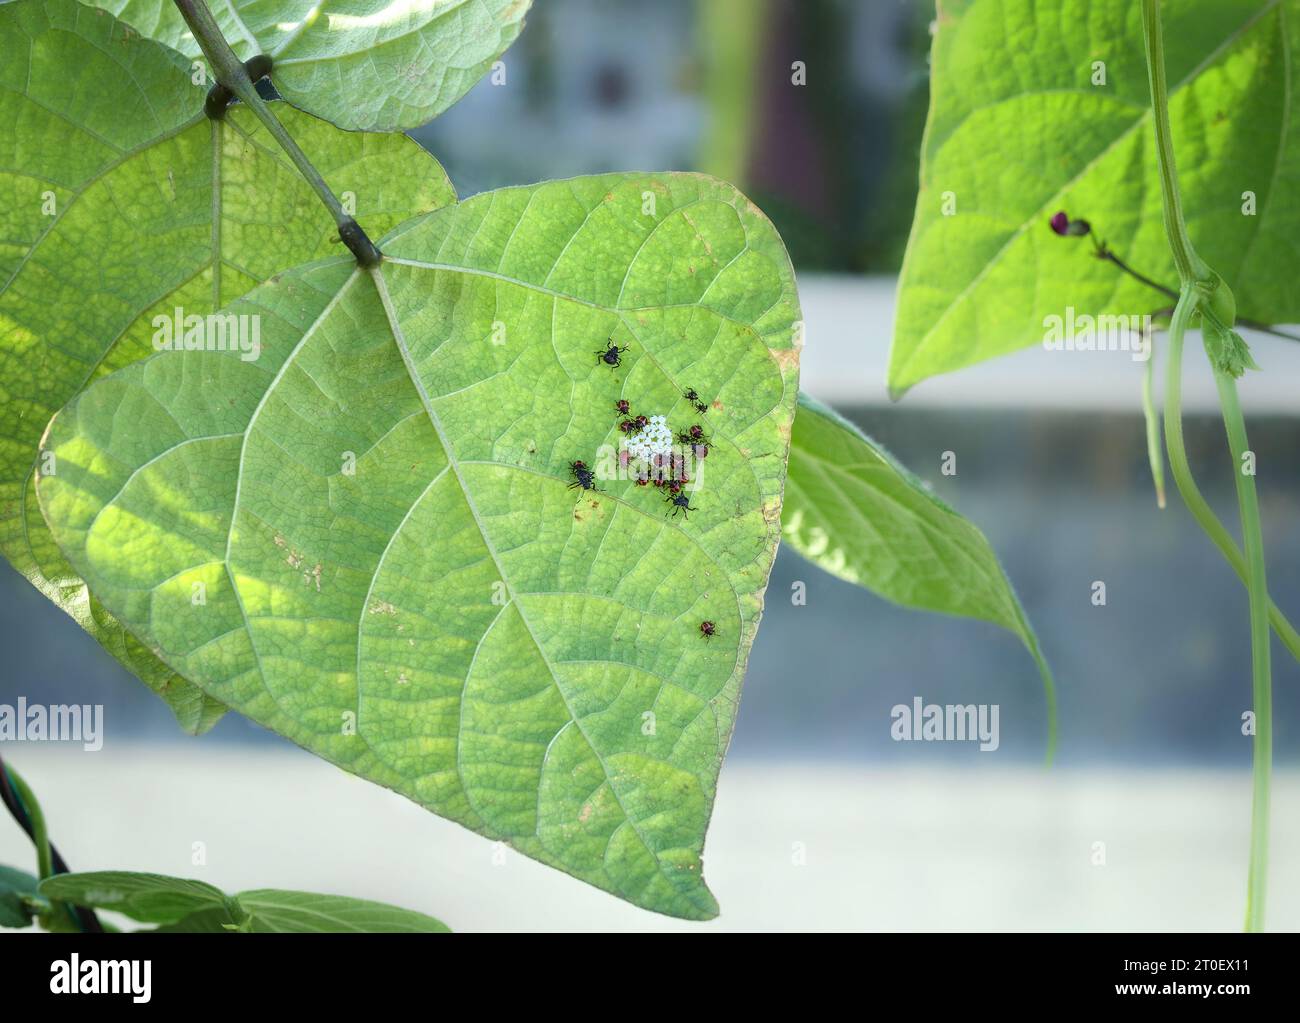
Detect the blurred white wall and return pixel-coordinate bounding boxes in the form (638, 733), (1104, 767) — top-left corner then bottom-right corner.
(3, 745), (1297, 931)
(800, 275), (1300, 414)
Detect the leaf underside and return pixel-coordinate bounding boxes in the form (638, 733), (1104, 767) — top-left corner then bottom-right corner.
(40, 173), (801, 919)
(85, 0), (533, 131)
(0, 0), (453, 730)
(891, 0), (1300, 396)
(783, 394), (1056, 755)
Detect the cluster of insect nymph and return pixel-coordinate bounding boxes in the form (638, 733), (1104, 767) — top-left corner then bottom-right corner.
(571, 335), (713, 515)
(569, 335), (718, 644)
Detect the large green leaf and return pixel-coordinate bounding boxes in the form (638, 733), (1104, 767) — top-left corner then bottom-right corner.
(0, 0), (454, 731)
(38, 173), (801, 919)
(40, 871), (450, 931)
(86, 0), (532, 131)
(891, 0), (1300, 396)
(783, 394), (1056, 754)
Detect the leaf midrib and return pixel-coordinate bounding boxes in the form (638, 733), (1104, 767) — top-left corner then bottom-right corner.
(368, 265), (712, 910)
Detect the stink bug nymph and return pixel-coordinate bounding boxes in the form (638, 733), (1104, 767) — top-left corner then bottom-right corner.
(698, 620), (716, 640)
(596, 338), (629, 369)
(683, 388), (708, 414)
(666, 492), (696, 518)
(568, 460), (599, 491)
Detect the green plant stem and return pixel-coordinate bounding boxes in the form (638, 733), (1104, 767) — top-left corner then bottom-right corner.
(1162, 316), (1300, 659)
(1213, 370), (1272, 932)
(3, 764), (51, 879)
(1141, 0), (1209, 284)
(1144, 0), (1272, 931)
(2, 762), (79, 931)
(1091, 236), (1300, 342)
(170, 0), (380, 265)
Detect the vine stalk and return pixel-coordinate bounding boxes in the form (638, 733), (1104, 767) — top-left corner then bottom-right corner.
(1142, 0), (1272, 931)
(0, 754), (101, 931)
(1215, 370), (1272, 932)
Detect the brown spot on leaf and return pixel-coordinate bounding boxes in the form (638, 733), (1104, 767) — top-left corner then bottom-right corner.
(772, 347), (800, 374)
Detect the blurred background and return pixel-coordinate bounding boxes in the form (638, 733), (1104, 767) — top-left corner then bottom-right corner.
(3, 0), (1299, 931)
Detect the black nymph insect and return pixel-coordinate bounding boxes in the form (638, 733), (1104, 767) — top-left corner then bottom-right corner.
(614, 399), (630, 415)
(677, 425), (707, 445)
(666, 492), (696, 518)
(596, 338), (629, 368)
(683, 388), (708, 414)
(698, 620), (716, 640)
(568, 460), (599, 491)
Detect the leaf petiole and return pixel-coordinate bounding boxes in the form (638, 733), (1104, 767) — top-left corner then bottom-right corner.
(171, 0), (381, 266)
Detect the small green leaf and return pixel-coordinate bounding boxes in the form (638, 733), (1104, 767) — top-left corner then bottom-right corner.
(40, 871), (451, 931)
(0, 0), (454, 730)
(235, 890), (450, 933)
(891, 0), (1299, 395)
(0, 864), (40, 928)
(1202, 319), (1259, 379)
(783, 394), (1056, 755)
(39, 172), (801, 919)
(39, 871), (227, 924)
(86, 0), (532, 131)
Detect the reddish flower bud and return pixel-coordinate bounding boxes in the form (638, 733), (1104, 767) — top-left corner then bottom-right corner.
(1050, 211), (1091, 237)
